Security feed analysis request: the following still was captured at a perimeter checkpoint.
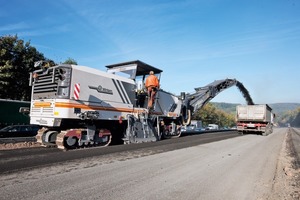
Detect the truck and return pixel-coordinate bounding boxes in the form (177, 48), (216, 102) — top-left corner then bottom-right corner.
(28, 60), (243, 150)
(0, 99), (30, 128)
(236, 104), (274, 136)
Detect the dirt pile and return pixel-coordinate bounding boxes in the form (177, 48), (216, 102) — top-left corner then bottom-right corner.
(0, 141), (40, 150)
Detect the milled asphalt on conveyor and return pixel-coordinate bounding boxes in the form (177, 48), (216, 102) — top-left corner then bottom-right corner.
(0, 131), (240, 174)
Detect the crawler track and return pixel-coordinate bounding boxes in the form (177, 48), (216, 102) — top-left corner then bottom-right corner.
(35, 128), (112, 150)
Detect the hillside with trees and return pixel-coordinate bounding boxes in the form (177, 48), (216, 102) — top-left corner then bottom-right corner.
(192, 103), (236, 128)
(276, 107), (300, 127)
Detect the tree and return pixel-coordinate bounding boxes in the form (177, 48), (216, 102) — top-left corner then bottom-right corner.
(63, 57), (77, 65)
(192, 103), (236, 128)
(0, 35), (46, 100)
(278, 107), (300, 127)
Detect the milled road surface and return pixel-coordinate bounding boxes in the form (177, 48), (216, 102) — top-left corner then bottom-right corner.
(0, 128), (298, 200)
(0, 131), (238, 173)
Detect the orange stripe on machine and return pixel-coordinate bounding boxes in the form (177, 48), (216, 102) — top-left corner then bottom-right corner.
(54, 102), (163, 115)
(33, 102), (52, 107)
(55, 102), (134, 113)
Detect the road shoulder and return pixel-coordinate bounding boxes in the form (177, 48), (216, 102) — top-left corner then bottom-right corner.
(269, 128), (300, 200)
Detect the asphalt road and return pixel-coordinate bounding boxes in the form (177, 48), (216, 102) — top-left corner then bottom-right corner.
(0, 128), (295, 200)
(0, 131), (238, 173)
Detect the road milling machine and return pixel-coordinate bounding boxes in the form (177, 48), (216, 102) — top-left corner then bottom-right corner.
(29, 60), (241, 150)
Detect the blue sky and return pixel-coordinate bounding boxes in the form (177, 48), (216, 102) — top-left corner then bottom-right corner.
(1, 0), (300, 104)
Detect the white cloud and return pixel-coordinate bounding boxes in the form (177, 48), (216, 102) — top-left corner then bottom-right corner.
(0, 22), (28, 32)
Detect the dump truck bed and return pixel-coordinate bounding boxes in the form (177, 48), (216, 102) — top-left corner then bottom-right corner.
(236, 104), (272, 123)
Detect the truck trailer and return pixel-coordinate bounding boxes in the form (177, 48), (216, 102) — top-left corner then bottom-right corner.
(0, 99), (30, 128)
(236, 104), (274, 136)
